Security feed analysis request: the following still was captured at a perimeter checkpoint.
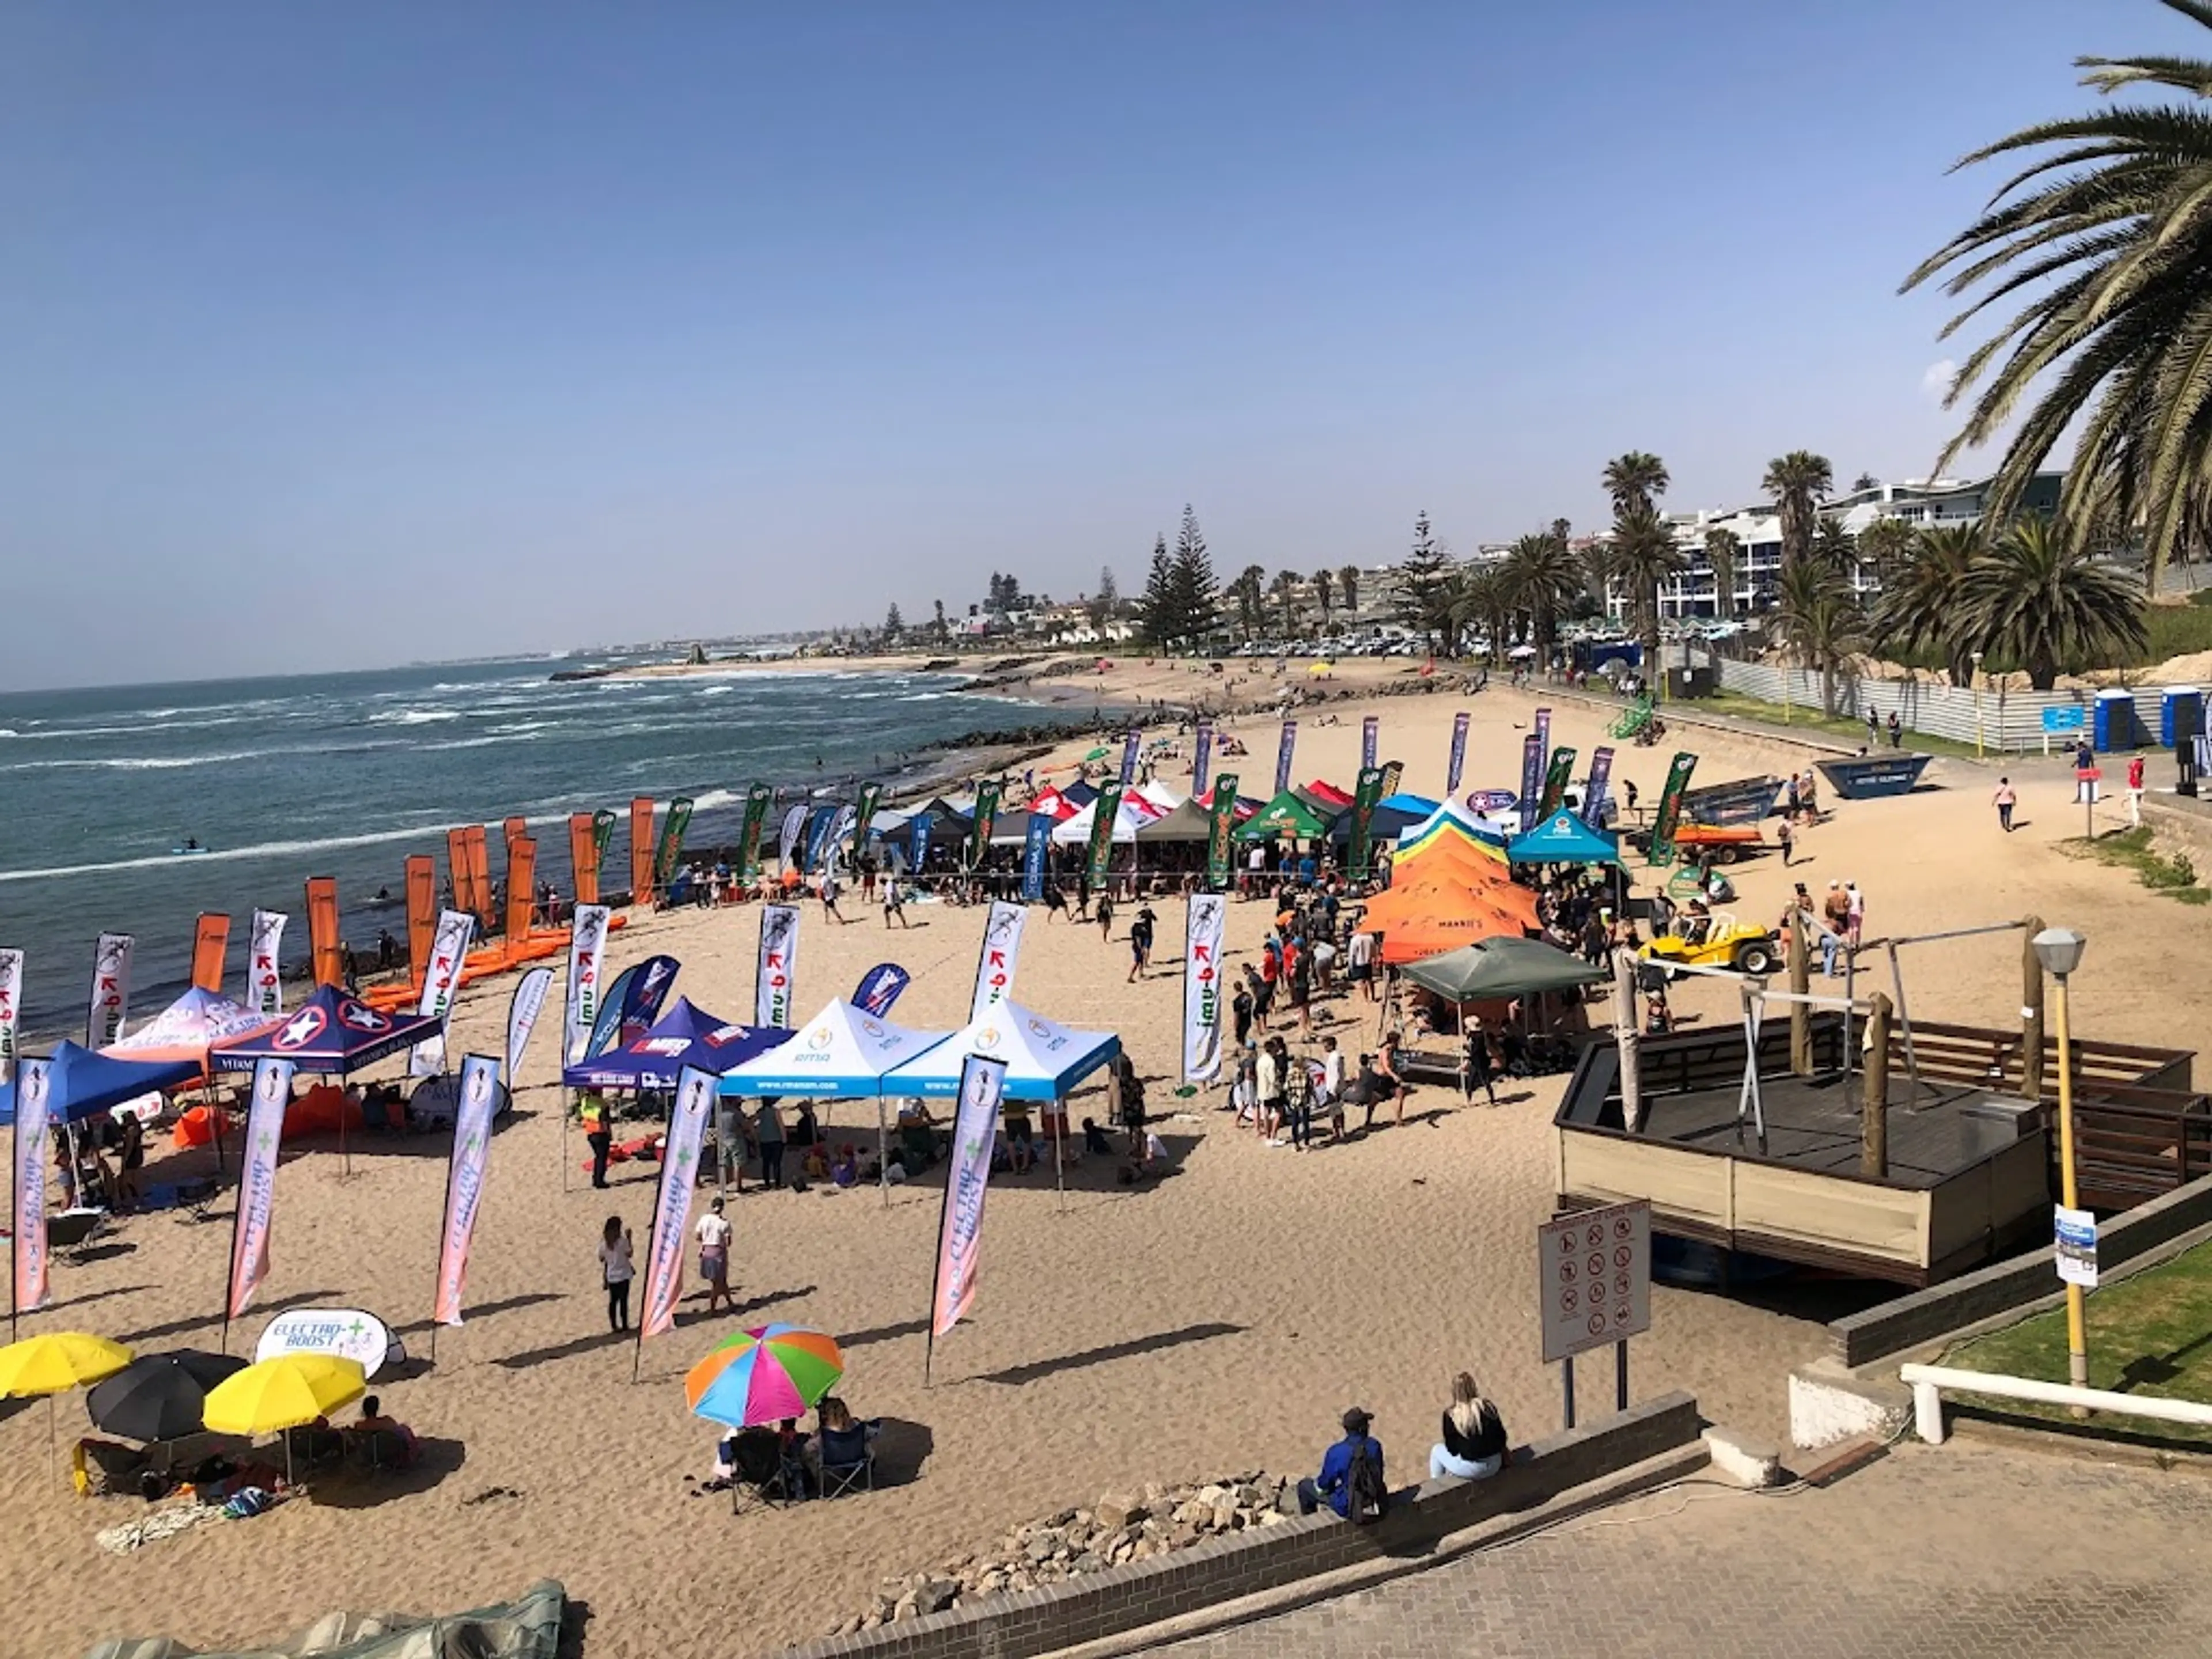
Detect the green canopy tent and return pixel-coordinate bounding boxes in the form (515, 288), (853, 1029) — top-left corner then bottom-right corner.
(1233, 790), (1339, 842)
(1401, 935), (1604, 1003)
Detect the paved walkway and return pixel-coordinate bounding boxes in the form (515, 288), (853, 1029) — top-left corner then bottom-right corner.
(1153, 1441), (2212, 1658)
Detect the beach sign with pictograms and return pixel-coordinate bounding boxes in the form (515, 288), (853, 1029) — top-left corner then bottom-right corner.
(1539, 1200), (1652, 1365)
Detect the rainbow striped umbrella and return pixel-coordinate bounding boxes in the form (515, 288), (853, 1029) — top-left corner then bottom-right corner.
(684, 1325), (845, 1429)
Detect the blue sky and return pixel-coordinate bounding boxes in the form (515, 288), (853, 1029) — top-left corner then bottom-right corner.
(3, 1), (2198, 688)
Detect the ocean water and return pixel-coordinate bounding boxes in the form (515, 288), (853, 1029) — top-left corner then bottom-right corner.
(0, 658), (1058, 1039)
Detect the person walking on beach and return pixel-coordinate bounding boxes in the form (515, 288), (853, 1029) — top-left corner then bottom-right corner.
(1127, 906), (1156, 982)
(1074, 863), (1092, 920)
(1993, 778), (2017, 832)
(821, 867), (849, 925)
(599, 1215), (635, 1333)
(1096, 893), (1115, 945)
(882, 874), (909, 927)
(581, 1089), (613, 1190)
(696, 1195), (734, 1315)
(1887, 711), (1903, 748)
(1776, 817), (1795, 867)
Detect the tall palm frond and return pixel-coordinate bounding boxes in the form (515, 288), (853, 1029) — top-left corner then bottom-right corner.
(1957, 518), (2150, 688)
(1609, 504), (1688, 667)
(1603, 453), (1671, 516)
(1762, 452), (1833, 573)
(1500, 532), (1581, 661)
(1777, 558), (1867, 715)
(1869, 524), (1983, 686)
(1703, 527), (1742, 618)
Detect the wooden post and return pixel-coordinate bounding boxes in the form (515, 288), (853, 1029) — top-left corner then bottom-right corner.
(2021, 913), (2047, 1101)
(1787, 912), (1812, 1076)
(1862, 991), (1892, 1179)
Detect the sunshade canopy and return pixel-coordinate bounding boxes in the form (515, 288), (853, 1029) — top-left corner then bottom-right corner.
(203, 1353), (366, 1435)
(1051, 798), (1151, 846)
(717, 998), (952, 1099)
(1234, 790), (1338, 842)
(87, 1350), (245, 1442)
(105, 988), (274, 1070)
(1133, 799), (1215, 842)
(881, 999), (1121, 1101)
(1400, 936), (1606, 1003)
(0, 1332), (132, 1397)
(1506, 809), (1623, 866)
(686, 1324), (846, 1429)
(1302, 779), (1355, 809)
(563, 998), (787, 1090)
(210, 984), (442, 1075)
(0, 1042), (203, 1127)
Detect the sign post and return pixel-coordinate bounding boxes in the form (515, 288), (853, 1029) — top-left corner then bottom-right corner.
(1538, 1200), (1652, 1430)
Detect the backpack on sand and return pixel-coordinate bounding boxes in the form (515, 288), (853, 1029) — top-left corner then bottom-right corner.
(1346, 1437), (1388, 1524)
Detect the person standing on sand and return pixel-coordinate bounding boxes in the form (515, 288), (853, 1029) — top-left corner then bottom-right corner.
(696, 1196), (734, 1315)
(1127, 906), (1156, 982)
(1993, 778), (2017, 833)
(599, 1215), (634, 1333)
(756, 1099), (787, 1191)
(882, 874), (909, 927)
(1096, 893), (1115, 945)
(821, 867), (848, 925)
(2129, 753), (2147, 828)
(582, 1089), (613, 1190)
(1777, 817), (1795, 867)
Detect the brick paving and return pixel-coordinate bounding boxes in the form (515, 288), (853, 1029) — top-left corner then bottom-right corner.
(1152, 1441), (2212, 1658)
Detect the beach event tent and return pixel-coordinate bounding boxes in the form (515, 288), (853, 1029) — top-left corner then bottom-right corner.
(880, 999), (1120, 1102)
(1396, 799), (1512, 859)
(1050, 798), (1152, 846)
(0, 1041), (203, 1127)
(1134, 781), (1184, 815)
(209, 984), (443, 1075)
(562, 998), (786, 1091)
(1302, 779), (1355, 809)
(1362, 882), (1540, 964)
(1026, 787), (1083, 821)
(1193, 782), (1259, 820)
(1132, 799), (1214, 842)
(1380, 791), (1440, 817)
(1234, 791), (1338, 842)
(104, 987), (275, 1072)
(715, 998), (952, 1100)
(1506, 809), (1623, 867)
(1401, 937), (1606, 1003)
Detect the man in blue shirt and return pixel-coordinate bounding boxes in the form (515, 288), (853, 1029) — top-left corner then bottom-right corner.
(1297, 1407), (1383, 1517)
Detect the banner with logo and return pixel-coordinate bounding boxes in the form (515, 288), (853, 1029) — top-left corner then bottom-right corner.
(738, 784), (774, 877)
(1516, 734), (1544, 834)
(640, 1063), (717, 1342)
(629, 797), (656, 907)
(247, 911), (287, 1017)
(228, 1057), (296, 1321)
(1085, 778), (1122, 888)
(592, 808), (618, 893)
(823, 803), (859, 873)
(653, 796), (695, 890)
(11, 1056), (50, 1313)
(756, 905), (800, 1028)
(0, 947), (20, 1082)
(969, 781), (1002, 868)
(190, 914), (230, 995)
(505, 836), (537, 943)
(1539, 746), (1578, 819)
(911, 813), (933, 876)
(969, 902), (1027, 1024)
(563, 904), (611, 1066)
(1119, 729), (1142, 787)
(567, 813), (598, 908)
(928, 1052), (1008, 1343)
(1183, 895), (1226, 1083)
(1533, 706), (1552, 770)
(1582, 747), (1616, 828)
(409, 909), (477, 1078)
(1192, 723), (1214, 800)
(434, 1054), (502, 1327)
(1205, 772), (1240, 891)
(1020, 813), (1052, 902)
(1361, 715), (1379, 773)
(1648, 751), (1700, 863)
(853, 963), (911, 1017)
(853, 782), (884, 858)
(1447, 711), (1471, 795)
(619, 955), (679, 1047)
(769, 802), (801, 870)
(1379, 759), (1404, 800)
(793, 803), (827, 873)
(1349, 765), (1387, 880)
(86, 932), (133, 1047)
(505, 965), (554, 1084)
(1274, 720), (1297, 796)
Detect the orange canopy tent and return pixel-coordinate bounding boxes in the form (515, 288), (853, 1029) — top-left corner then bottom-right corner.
(1362, 878), (1539, 964)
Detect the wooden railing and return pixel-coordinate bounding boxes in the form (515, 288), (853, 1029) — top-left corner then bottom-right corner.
(2065, 1085), (2212, 1211)
(1885, 1020), (2193, 1097)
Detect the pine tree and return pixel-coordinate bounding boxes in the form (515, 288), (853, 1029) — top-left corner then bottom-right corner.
(1139, 535), (1177, 648)
(931, 599), (948, 645)
(1395, 511), (1454, 652)
(882, 602), (905, 643)
(1166, 505), (1222, 646)
(1088, 565), (1119, 630)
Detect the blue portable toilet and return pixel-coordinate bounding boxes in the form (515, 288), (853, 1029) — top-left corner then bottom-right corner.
(2162, 686), (2205, 748)
(2093, 687), (2141, 752)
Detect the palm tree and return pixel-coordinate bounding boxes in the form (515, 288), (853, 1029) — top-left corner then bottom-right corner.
(1312, 568), (1335, 631)
(1869, 524), (1982, 687)
(1703, 527), (1742, 619)
(1762, 452), (1832, 575)
(1959, 518), (2149, 690)
(1776, 558), (1866, 715)
(1902, 7), (2212, 588)
(1608, 504), (1688, 669)
(1603, 453), (1670, 516)
(1854, 517), (1918, 580)
(1270, 570), (1303, 637)
(1500, 532), (1581, 663)
(1813, 515), (1859, 574)
(1337, 564), (1361, 618)
(1230, 565), (1266, 641)
(1450, 567), (1517, 658)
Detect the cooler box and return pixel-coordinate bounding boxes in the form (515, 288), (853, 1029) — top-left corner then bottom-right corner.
(2162, 686), (2205, 748)
(2093, 688), (2141, 752)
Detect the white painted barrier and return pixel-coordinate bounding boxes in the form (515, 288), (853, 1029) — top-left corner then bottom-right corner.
(1898, 1361), (2212, 1444)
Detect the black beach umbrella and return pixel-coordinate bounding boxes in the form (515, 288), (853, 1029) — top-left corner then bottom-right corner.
(86, 1350), (246, 1443)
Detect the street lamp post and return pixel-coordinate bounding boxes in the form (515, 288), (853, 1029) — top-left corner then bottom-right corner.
(2033, 926), (2091, 1414)
(1971, 650), (1986, 761)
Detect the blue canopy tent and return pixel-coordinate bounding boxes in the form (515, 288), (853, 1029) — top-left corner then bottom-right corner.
(1505, 809), (1624, 867)
(717, 999), (954, 1205)
(563, 998), (786, 1090)
(0, 1041), (203, 1127)
(882, 1000), (1121, 1200)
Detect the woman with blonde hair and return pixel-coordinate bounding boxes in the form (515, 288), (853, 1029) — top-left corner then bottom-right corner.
(1430, 1372), (1506, 1480)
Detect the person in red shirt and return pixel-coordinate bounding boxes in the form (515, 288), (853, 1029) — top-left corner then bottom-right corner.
(2128, 753), (2147, 828)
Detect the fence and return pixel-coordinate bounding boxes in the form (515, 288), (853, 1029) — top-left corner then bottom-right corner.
(1697, 654), (2187, 754)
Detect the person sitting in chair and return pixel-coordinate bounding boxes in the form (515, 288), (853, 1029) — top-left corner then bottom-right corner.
(347, 1396), (419, 1468)
(809, 1396), (879, 1493)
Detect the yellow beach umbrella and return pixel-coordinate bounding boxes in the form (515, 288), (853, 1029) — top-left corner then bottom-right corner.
(203, 1353), (366, 1437)
(0, 1332), (132, 1398)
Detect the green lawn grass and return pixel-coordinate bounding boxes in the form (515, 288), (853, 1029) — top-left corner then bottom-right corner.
(1942, 1241), (2212, 1441)
(2062, 825), (2212, 905)
(1684, 690), (1986, 759)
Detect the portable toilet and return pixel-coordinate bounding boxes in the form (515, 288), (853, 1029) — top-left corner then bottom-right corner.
(2162, 686), (2206, 748)
(2093, 687), (2141, 752)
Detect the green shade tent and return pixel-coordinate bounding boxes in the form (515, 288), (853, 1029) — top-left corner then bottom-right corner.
(1132, 799), (1214, 842)
(1232, 790), (1339, 842)
(1505, 809), (1623, 866)
(1400, 936), (1605, 1003)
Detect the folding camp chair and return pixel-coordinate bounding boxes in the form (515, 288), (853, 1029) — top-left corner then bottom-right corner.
(817, 1425), (875, 1498)
(727, 1430), (806, 1512)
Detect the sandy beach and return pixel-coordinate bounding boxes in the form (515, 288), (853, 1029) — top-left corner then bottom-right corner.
(6, 672), (2207, 1658)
